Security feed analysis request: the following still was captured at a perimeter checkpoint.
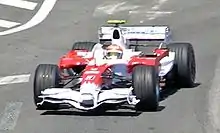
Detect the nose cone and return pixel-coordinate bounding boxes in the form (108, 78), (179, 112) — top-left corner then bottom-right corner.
(80, 93), (94, 107)
(79, 82), (100, 107)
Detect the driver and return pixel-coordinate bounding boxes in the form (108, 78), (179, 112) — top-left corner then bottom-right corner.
(104, 44), (128, 83)
(105, 44), (123, 59)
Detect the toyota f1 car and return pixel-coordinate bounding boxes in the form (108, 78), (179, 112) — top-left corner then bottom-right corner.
(33, 20), (196, 111)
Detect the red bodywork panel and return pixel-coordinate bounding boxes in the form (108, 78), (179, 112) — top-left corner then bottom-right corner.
(58, 48), (169, 86)
(127, 48), (169, 73)
(128, 48), (168, 65)
(58, 50), (93, 69)
(81, 64), (110, 85)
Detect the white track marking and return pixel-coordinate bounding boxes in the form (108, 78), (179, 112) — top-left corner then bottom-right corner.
(0, 0), (37, 10)
(0, 0), (57, 36)
(140, 20), (144, 23)
(151, 0), (168, 10)
(147, 0), (170, 20)
(207, 58), (220, 133)
(129, 10), (173, 14)
(0, 74), (30, 85)
(93, 1), (141, 16)
(0, 19), (20, 28)
(94, 0), (172, 20)
(96, 1), (127, 15)
(0, 102), (23, 131)
(147, 11), (173, 20)
(129, 10), (174, 21)
(128, 0), (173, 21)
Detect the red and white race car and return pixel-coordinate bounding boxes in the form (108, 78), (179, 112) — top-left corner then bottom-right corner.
(33, 20), (196, 111)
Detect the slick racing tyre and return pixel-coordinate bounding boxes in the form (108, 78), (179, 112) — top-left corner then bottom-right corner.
(132, 65), (160, 111)
(167, 43), (196, 88)
(33, 64), (61, 109)
(133, 45), (159, 54)
(72, 41), (97, 51)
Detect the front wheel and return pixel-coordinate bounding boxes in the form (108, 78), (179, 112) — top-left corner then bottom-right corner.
(132, 65), (160, 111)
(33, 64), (61, 109)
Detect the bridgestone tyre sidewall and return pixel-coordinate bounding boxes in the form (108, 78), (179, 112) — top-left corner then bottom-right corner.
(72, 41), (97, 51)
(33, 64), (60, 109)
(132, 65), (159, 111)
(168, 43), (196, 88)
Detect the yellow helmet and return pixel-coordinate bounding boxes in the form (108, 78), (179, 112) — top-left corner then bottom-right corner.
(106, 44), (123, 59)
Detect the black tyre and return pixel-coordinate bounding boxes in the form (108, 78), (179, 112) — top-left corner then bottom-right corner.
(72, 41), (97, 51)
(33, 64), (61, 109)
(133, 45), (159, 54)
(132, 65), (160, 111)
(167, 43), (196, 87)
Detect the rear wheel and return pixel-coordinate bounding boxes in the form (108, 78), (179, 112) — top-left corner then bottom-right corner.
(72, 41), (97, 51)
(33, 64), (61, 109)
(71, 41), (98, 74)
(167, 43), (196, 87)
(132, 65), (160, 111)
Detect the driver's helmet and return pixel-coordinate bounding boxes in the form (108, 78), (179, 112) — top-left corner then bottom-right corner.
(105, 44), (123, 59)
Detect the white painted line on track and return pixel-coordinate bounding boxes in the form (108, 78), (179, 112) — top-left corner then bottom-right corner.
(0, 74), (30, 85)
(0, 19), (21, 28)
(94, 0), (173, 21)
(0, 0), (58, 36)
(128, 0), (173, 22)
(0, 102), (23, 131)
(147, 0), (171, 20)
(129, 10), (174, 21)
(0, 0), (37, 10)
(93, 1), (141, 16)
(207, 58), (220, 133)
(151, 0), (168, 10)
(96, 1), (127, 15)
(147, 11), (173, 20)
(129, 10), (173, 15)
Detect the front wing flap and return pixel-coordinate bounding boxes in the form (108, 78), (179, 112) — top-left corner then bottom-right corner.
(37, 87), (140, 110)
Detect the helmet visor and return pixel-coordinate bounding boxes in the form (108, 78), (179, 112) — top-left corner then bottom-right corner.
(106, 52), (122, 58)
(107, 52), (119, 56)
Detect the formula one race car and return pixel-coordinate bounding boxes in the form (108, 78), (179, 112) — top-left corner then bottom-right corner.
(33, 20), (196, 111)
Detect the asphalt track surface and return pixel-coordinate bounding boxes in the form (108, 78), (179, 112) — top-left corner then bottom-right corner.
(0, 0), (220, 133)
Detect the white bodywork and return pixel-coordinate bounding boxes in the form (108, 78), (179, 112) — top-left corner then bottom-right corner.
(37, 25), (175, 111)
(98, 25), (172, 43)
(37, 49), (175, 110)
(38, 87), (138, 110)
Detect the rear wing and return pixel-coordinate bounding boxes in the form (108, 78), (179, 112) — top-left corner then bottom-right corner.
(98, 25), (171, 42)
